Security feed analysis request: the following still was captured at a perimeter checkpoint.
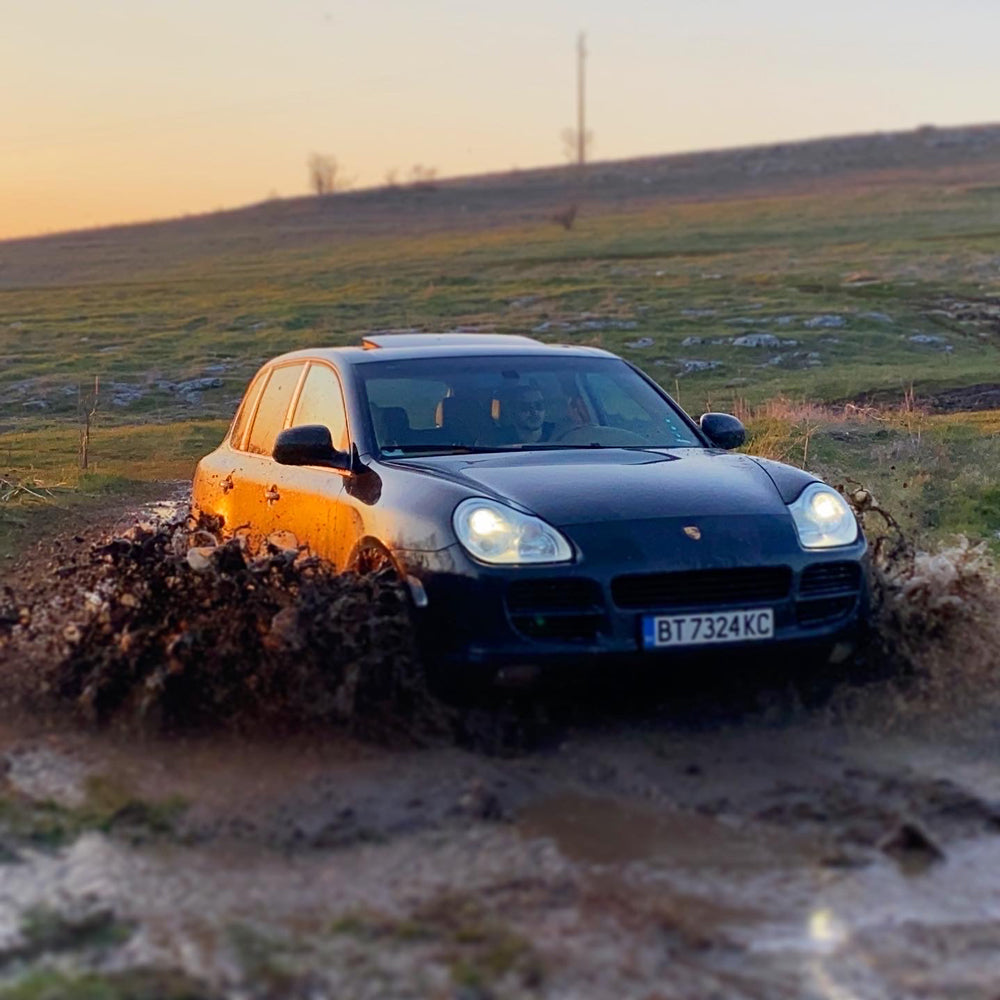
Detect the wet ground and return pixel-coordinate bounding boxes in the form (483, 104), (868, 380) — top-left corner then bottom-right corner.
(7, 712), (1000, 999)
(2, 498), (1000, 999)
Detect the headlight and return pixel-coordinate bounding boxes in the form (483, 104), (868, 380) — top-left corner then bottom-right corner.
(453, 498), (573, 565)
(788, 483), (858, 549)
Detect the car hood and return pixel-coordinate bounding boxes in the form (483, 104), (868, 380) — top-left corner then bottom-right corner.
(393, 448), (799, 526)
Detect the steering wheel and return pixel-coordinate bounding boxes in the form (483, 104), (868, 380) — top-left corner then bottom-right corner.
(549, 424), (650, 446)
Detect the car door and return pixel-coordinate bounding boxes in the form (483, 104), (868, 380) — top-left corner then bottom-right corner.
(232, 361), (307, 551)
(277, 360), (351, 564)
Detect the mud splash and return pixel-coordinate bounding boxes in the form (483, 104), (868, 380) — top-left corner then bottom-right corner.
(0, 511), (447, 741)
(845, 488), (1000, 725)
(4, 490), (1000, 745)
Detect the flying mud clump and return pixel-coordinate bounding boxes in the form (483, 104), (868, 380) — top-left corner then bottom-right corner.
(849, 488), (1000, 721)
(0, 516), (445, 739)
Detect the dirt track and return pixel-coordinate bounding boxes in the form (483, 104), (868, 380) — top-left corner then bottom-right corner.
(3, 498), (1000, 999)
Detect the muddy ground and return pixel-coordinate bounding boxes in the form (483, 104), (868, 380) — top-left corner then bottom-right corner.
(2, 498), (1000, 999)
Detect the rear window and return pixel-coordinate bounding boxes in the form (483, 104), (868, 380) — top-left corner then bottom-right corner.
(245, 363), (305, 456)
(229, 371), (266, 449)
(365, 377), (449, 431)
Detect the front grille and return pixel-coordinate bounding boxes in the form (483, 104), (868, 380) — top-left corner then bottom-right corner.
(800, 562), (862, 597)
(611, 567), (792, 610)
(506, 578), (605, 644)
(796, 596), (857, 626)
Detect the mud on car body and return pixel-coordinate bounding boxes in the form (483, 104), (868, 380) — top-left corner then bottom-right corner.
(192, 334), (868, 685)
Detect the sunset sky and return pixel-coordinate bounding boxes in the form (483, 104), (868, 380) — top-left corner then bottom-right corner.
(3, 0), (998, 240)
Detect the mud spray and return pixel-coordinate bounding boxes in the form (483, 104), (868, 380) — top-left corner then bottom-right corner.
(0, 510), (448, 741)
(835, 488), (1000, 726)
(1, 494), (998, 736)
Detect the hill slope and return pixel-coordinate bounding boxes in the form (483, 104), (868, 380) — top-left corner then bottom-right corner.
(2, 121), (1000, 449)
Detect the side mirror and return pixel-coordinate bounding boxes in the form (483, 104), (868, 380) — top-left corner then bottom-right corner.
(273, 425), (349, 468)
(699, 412), (746, 450)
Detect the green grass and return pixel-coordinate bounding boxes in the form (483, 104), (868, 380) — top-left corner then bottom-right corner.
(3, 179), (1000, 438)
(0, 420), (225, 559)
(325, 893), (545, 993)
(0, 775), (187, 851)
(14, 907), (133, 962)
(0, 970), (215, 1000)
(1, 166), (999, 554)
(0, 421), (227, 485)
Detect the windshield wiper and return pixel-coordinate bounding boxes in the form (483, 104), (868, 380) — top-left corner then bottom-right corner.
(381, 444), (518, 456)
(515, 443), (609, 450)
(381, 442), (664, 456)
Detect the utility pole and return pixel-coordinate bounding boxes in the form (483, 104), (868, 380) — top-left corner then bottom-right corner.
(576, 31), (587, 169)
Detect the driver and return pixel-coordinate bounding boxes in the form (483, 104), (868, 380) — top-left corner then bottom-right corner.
(499, 384), (554, 444)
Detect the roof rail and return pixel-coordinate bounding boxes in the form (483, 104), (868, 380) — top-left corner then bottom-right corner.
(361, 332), (542, 350)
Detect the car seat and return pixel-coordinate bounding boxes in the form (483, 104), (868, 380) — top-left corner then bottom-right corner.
(373, 405), (412, 446)
(437, 395), (495, 445)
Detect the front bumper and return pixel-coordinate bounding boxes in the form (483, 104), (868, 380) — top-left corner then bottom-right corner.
(404, 515), (869, 677)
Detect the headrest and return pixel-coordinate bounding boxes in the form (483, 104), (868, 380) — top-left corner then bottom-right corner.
(436, 395), (490, 428)
(375, 405), (410, 441)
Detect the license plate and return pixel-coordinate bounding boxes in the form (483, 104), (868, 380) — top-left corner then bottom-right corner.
(642, 608), (774, 649)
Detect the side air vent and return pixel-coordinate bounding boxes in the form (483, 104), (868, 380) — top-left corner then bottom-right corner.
(506, 578), (606, 644)
(800, 562), (862, 598)
(796, 561), (863, 628)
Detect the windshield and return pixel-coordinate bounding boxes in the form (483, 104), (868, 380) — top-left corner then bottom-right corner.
(357, 355), (702, 456)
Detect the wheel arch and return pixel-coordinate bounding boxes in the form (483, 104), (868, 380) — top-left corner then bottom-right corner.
(347, 536), (404, 576)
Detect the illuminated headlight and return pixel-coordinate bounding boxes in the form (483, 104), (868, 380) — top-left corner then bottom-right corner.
(453, 498), (573, 565)
(788, 483), (858, 549)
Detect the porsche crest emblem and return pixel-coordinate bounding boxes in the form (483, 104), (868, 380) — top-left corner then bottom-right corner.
(683, 525), (702, 541)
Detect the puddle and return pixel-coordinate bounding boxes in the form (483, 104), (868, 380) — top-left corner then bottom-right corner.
(517, 788), (1000, 998)
(518, 791), (820, 869)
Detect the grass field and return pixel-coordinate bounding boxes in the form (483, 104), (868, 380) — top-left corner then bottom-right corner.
(2, 125), (999, 556)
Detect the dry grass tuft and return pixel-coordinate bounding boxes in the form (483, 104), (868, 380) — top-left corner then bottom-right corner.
(0, 476), (70, 506)
(737, 394), (934, 466)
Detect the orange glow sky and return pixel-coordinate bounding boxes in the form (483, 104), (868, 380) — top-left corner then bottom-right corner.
(3, 0), (998, 240)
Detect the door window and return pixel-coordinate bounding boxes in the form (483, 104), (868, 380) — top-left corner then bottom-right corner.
(229, 371), (266, 449)
(290, 363), (350, 452)
(245, 363), (305, 456)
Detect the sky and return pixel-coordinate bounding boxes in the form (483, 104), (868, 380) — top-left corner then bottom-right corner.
(2, 0), (999, 239)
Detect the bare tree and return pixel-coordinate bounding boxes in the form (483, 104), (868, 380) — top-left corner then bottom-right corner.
(408, 164), (438, 189)
(383, 167), (400, 188)
(308, 153), (353, 196)
(78, 375), (100, 470)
